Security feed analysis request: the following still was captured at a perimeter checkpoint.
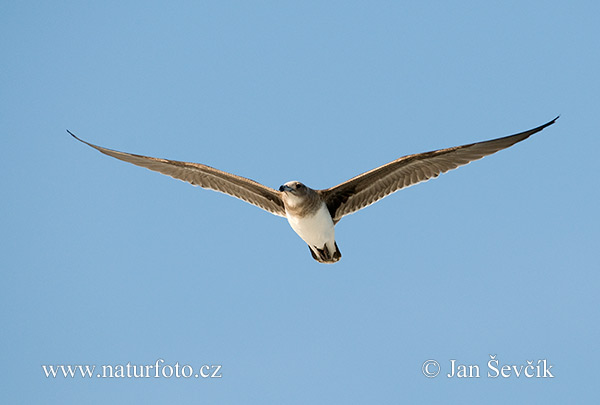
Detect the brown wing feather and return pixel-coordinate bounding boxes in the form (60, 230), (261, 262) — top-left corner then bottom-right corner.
(320, 117), (558, 223)
(69, 131), (286, 217)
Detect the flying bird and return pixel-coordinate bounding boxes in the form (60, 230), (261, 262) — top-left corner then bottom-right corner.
(69, 117), (557, 263)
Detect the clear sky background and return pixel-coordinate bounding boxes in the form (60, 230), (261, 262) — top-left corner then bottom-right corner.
(2, 1), (599, 403)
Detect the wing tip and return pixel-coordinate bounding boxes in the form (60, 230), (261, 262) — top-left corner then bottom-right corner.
(545, 115), (560, 128)
(527, 115), (559, 136)
(67, 130), (99, 150)
(67, 129), (84, 143)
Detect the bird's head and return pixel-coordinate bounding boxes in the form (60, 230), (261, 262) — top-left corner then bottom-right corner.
(279, 181), (314, 208)
(279, 181), (307, 194)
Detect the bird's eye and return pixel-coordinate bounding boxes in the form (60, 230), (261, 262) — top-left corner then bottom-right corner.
(296, 183), (303, 189)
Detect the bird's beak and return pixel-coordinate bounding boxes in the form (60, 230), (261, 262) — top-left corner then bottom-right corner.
(279, 185), (293, 192)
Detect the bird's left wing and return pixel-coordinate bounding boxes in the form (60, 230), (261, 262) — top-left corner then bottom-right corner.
(69, 131), (286, 217)
(320, 117), (558, 223)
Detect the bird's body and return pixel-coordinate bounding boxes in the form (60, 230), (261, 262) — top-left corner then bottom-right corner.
(280, 182), (340, 263)
(69, 117), (558, 263)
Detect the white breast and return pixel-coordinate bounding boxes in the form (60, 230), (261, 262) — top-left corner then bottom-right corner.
(285, 202), (335, 249)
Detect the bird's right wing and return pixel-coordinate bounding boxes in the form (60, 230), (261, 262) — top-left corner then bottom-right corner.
(320, 117), (558, 223)
(69, 131), (286, 217)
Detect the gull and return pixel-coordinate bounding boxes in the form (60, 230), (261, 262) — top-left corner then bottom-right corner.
(69, 117), (557, 263)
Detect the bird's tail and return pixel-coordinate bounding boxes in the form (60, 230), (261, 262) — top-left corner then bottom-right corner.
(309, 241), (341, 264)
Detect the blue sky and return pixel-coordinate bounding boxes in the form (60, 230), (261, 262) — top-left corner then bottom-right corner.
(2, 1), (599, 403)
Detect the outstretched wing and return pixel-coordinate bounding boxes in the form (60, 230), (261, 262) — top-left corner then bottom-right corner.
(320, 117), (558, 223)
(69, 131), (286, 217)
